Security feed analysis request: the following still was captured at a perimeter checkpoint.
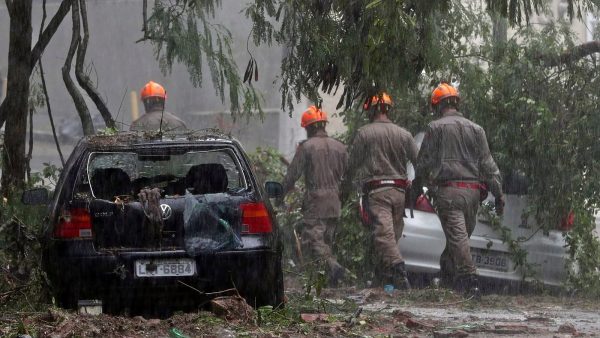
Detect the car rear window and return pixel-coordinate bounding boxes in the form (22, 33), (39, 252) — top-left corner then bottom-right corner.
(79, 149), (247, 200)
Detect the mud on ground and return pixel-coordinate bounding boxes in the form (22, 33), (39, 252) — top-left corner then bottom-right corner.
(2, 285), (599, 337)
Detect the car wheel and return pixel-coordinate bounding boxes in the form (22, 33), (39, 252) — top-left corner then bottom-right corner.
(239, 252), (284, 308)
(55, 286), (79, 309)
(271, 257), (285, 307)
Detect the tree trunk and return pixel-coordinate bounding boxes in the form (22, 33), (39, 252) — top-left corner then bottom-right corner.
(75, 0), (116, 130)
(0, 0), (72, 130)
(63, 0), (94, 136)
(1, 0), (33, 196)
(491, 13), (508, 62)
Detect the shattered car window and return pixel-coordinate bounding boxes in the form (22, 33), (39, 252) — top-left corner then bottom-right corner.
(84, 149), (246, 199)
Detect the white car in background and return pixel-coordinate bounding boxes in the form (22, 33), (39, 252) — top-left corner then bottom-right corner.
(401, 133), (571, 289)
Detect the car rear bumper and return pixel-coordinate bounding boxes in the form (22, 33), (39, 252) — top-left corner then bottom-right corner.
(44, 241), (281, 305)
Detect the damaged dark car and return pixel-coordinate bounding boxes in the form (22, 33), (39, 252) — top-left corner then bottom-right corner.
(25, 132), (284, 312)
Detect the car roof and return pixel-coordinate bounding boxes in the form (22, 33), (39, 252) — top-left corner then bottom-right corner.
(79, 129), (240, 150)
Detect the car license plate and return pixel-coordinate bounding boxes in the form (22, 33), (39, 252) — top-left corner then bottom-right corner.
(470, 248), (510, 272)
(135, 258), (196, 278)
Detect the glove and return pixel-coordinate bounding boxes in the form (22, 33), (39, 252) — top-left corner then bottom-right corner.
(494, 195), (505, 216)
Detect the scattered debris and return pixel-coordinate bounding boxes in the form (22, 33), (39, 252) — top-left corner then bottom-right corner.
(300, 313), (330, 322)
(392, 309), (414, 321)
(433, 329), (469, 338)
(210, 296), (254, 322)
(169, 327), (190, 338)
(147, 318), (161, 327)
(405, 317), (435, 330)
(557, 322), (578, 334)
(2, 287), (600, 337)
(526, 315), (553, 322)
(493, 324), (530, 334)
(345, 306), (363, 327)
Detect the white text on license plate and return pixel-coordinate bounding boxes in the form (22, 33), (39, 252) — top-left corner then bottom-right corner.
(135, 259), (196, 277)
(470, 250), (509, 272)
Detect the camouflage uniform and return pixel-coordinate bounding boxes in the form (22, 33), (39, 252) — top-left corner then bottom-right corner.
(416, 111), (502, 281)
(348, 121), (418, 278)
(130, 109), (187, 132)
(283, 130), (348, 275)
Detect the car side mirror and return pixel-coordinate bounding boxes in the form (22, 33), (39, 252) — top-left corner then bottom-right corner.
(21, 187), (49, 205)
(264, 181), (283, 198)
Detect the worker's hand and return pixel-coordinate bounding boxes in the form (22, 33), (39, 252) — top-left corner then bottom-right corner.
(494, 195), (505, 216)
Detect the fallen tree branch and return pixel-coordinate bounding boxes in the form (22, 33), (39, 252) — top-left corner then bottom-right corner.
(177, 280), (239, 296)
(0, 283), (31, 300)
(75, 0), (116, 130)
(539, 40), (600, 67)
(62, 0), (94, 136)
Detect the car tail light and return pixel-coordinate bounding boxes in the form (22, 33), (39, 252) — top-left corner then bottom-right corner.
(414, 194), (435, 213)
(54, 208), (93, 238)
(240, 202), (273, 234)
(558, 211), (575, 232)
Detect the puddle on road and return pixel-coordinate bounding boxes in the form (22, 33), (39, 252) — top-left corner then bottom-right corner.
(359, 300), (600, 334)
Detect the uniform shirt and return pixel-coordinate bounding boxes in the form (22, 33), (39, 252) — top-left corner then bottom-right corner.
(130, 110), (187, 132)
(416, 111), (502, 198)
(283, 130), (348, 218)
(348, 120), (418, 186)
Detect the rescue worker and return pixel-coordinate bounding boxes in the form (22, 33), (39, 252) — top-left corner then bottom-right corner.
(282, 106), (348, 286)
(345, 92), (418, 290)
(130, 81), (187, 132)
(415, 82), (504, 297)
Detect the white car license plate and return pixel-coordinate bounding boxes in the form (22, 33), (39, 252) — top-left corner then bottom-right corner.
(470, 249), (510, 272)
(135, 258), (196, 278)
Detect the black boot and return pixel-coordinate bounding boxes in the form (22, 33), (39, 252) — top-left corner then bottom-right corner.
(455, 274), (480, 299)
(391, 262), (411, 290)
(327, 261), (346, 288)
(438, 269), (455, 289)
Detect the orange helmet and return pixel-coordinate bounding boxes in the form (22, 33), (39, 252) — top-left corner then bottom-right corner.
(140, 81), (167, 101)
(431, 82), (459, 106)
(363, 92), (393, 110)
(300, 106), (328, 128)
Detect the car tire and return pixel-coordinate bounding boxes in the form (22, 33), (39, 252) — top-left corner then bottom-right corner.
(55, 286), (79, 309)
(271, 256), (285, 307)
(238, 252), (284, 308)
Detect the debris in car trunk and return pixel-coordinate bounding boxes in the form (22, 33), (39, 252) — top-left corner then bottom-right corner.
(138, 188), (164, 246)
(210, 296), (254, 322)
(183, 192), (243, 255)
